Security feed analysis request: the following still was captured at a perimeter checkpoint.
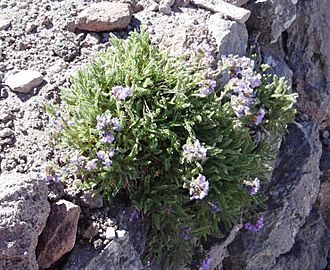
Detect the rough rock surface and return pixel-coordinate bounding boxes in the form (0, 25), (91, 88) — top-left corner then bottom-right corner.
(245, 0), (297, 45)
(0, 173), (50, 270)
(36, 200), (81, 269)
(5, 70), (44, 93)
(207, 14), (248, 56)
(223, 120), (322, 270)
(286, 0), (330, 127)
(75, 2), (132, 32)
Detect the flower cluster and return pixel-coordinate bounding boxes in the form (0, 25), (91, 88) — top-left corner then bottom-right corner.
(222, 55), (265, 124)
(182, 139), (207, 163)
(243, 177), (260, 195)
(112, 85), (132, 101)
(244, 216), (264, 232)
(97, 150), (115, 167)
(200, 79), (217, 95)
(48, 111), (75, 145)
(96, 114), (120, 144)
(199, 255), (212, 270)
(189, 174), (209, 200)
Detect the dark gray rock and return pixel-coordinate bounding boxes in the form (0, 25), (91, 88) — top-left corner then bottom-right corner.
(223, 120), (322, 270)
(286, 0), (330, 127)
(245, 0), (297, 45)
(0, 173), (50, 270)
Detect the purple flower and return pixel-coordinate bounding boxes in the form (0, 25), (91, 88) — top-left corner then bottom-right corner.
(111, 117), (120, 131)
(254, 109), (266, 125)
(189, 174), (209, 200)
(200, 79), (217, 95)
(103, 158), (112, 167)
(199, 256), (212, 270)
(129, 209), (141, 222)
(85, 159), (98, 171)
(112, 85), (132, 101)
(192, 42), (213, 60)
(244, 216), (264, 232)
(100, 132), (115, 144)
(250, 73), (262, 88)
(39, 162), (61, 183)
(96, 114), (113, 131)
(179, 226), (191, 241)
(97, 150), (107, 160)
(182, 139), (207, 163)
(243, 178), (260, 195)
(209, 201), (221, 213)
(97, 150), (113, 167)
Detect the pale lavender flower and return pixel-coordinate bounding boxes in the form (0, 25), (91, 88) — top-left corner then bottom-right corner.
(85, 159), (98, 171)
(103, 158), (112, 167)
(189, 174), (209, 200)
(96, 115), (113, 131)
(200, 79), (216, 95)
(100, 132), (115, 144)
(193, 42), (213, 59)
(111, 117), (120, 131)
(39, 162), (61, 183)
(199, 256), (212, 270)
(183, 139), (207, 163)
(243, 178), (260, 195)
(97, 150), (113, 167)
(67, 119), (75, 126)
(97, 150), (107, 160)
(250, 73), (262, 88)
(209, 201), (221, 213)
(112, 85), (132, 101)
(244, 216), (264, 232)
(254, 109), (266, 125)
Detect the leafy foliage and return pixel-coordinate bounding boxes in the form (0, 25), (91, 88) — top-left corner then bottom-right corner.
(46, 31), (297, 268)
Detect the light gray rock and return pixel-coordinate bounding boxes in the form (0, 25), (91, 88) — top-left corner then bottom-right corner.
(85, 234), (143, 270)
(75, 2), (132, 32)
(159, 0), (175, 15)
(0, 173), (50, 270)
(36, 200), (80, 269)
(208, 14), (248, 56)
(192, 0), (251, 24)
(0, 19), (11, 30)
(0, 127), (14, 138)
(105, 227), (116, 240)
(224, 120), (322, 270)
(5, 70), (43, 93)
(223, 0), (250, 7)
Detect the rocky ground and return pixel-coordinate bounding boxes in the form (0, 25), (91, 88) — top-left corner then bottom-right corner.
(0, 0), (329, 269)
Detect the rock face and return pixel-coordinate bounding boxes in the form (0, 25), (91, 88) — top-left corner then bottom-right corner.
(207, 14), (248, 56)
(75, 2), (132, 32)
(36, 199), (81, 269)
(0, 173), (50, 270)
(286, 0), (330, 127)
(4, 70), (44, 93)
(245, 0), (297, 45)
(85, 234), (143, 270)
(223, 120), (322, 270)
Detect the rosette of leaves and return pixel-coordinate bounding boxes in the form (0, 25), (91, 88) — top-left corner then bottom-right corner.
(48, 31), (297, 268)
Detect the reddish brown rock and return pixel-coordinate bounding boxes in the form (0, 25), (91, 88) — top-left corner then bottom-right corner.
(36, 199), (81, 269)
(75, 2), (132, 32)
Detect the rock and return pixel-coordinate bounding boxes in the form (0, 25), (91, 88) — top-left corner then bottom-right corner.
(105, 227), (116, 240)
(85, 234), (143, 270)
(82, 223), (99, 239)
(80, 190), (103, 209)
(0, 127), (14, 138)
(174, 0), (191, 7)
(75, 2), (132, 32)
(223, 0), (250, 7)
(159, 0), (175, 15)
(207, 14), (248, 56)
(116, 229), (127, 238)
(192, 0), (251, 24)
(245, 0), (297, 44)
(0, 173), (50, 270)
(52, 33), (80, 62)
(5, 70), (43, 93)
(0, 19), (11, 30)
(285, 0), (330, 127)
(224, 120), (322, 270)
(81, 33), (101, 47)
(36, 199), (81, 269)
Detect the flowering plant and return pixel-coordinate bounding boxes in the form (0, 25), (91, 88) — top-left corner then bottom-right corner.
(46, 31), (297, 268)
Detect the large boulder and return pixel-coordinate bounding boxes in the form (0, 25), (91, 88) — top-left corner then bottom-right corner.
(223, 119), (322, 270)
(0, 173), (50, 270)
(75, 2), (132, 32)
(36, 199), (81, 269)
(207, 14), (248, 57)
(286, 0), (330, 127)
